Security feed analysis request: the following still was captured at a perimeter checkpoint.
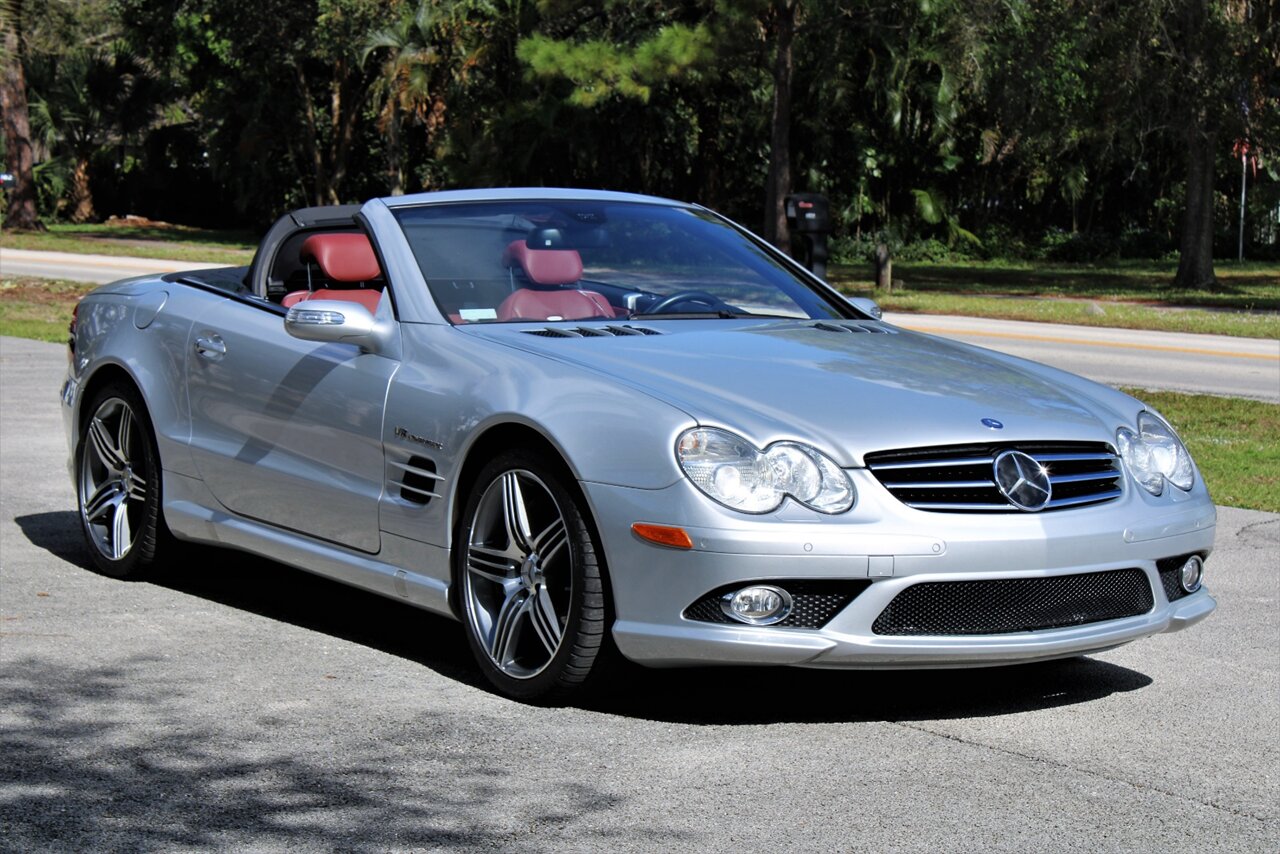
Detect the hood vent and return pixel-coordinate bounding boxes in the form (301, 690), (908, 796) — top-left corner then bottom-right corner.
(811, 320), (896, 335)
(523, 325), (664, 339)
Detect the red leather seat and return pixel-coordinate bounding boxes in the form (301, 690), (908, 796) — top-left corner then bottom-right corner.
(497, 240), (612, 321)
(285, 232), (384, 312)
(283, 288), (382, 312)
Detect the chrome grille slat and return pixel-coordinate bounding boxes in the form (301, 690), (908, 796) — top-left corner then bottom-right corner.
(1047, 489), (1123, 508)
(893, 480), (995, 490)
(1031, 452), (1116, 463)
(1049, 470), (1118, 485)
(868, 457), (993, 471)
(865, 441), (1122, 514)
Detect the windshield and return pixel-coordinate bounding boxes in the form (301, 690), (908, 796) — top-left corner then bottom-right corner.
(391, 200), (846, 324)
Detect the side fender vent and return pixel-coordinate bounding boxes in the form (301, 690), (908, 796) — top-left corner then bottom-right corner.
(389, 455), (443, 505)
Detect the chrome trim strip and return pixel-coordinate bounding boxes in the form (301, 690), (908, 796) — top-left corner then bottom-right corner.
(904, 501), (1011, 510)
(1031, 452), (1117, 463)
(1049, 470), (1120, 485)
(388, 459), (445, 481)
(1046, 489), (1122, 508)
(891, 480), (995, 489)
(868, 457), (993, 471)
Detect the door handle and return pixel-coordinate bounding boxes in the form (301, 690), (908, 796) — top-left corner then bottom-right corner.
(194, 334), (226, 360)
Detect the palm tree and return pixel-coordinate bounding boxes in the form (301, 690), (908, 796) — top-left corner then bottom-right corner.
(361, 3), (451, 195)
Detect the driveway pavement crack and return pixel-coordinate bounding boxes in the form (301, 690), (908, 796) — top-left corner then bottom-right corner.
(892, 720), (1271, 824)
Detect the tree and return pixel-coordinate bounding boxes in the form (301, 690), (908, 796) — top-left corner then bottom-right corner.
(0, 0), (42, 230)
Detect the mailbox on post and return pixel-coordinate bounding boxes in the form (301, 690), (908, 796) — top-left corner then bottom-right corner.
(784, 193), (831, 279)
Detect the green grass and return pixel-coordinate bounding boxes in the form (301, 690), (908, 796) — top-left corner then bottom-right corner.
(0, 277), (97, 342)
(830, 259), (1280, 339)
(1122, 388), (1280, 513)
(3, 223), (256, 265)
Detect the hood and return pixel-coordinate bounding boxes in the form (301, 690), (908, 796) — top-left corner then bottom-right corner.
(465, 319), (1135, 466)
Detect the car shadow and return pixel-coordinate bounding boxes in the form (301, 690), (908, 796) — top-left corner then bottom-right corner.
(17, 510), (1154, 724)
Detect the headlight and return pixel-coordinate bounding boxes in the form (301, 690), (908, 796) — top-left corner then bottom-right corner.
(1116, 411), (1195, 496)
(676, 427), (854, 514)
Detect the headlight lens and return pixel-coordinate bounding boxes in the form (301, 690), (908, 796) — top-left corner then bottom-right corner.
(1116, 411), (1195, 496)
(676, 428), (854, 514)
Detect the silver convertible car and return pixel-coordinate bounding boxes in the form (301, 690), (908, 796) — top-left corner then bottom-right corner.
(62, 188), (1216, 701)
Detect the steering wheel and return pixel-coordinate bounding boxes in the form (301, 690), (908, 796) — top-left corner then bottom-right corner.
(640, 290), (737, 315)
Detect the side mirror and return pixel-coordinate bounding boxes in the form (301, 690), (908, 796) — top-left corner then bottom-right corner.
(285, 299), (389, 352)
(846, 296), (883, 321)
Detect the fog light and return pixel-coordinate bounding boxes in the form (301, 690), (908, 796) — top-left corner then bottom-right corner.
(721, 585), (793, 626)
(1180, 555), (1204, 593)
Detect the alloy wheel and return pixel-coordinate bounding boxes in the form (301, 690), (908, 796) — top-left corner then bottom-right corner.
(463, 469), (573, 679)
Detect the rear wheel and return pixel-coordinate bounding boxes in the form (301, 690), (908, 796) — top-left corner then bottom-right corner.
(455, 450), (610, 702)
(77, 383), (170, 578)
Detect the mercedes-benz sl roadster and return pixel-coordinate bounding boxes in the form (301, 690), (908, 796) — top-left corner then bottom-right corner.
(62, 188), (1216, 701)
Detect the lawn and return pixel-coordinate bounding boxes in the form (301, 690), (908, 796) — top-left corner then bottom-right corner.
(829, 259), (1280, 339)
(0, 277), (96, 343)
(3, 222), (256, 265)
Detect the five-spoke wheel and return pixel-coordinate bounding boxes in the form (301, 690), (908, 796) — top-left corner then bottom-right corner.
(456, 451), (609, 701)
(78, 384), (169, 578)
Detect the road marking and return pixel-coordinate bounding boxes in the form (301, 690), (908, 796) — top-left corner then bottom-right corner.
(900, 324), (1280, 362)
(10, 256), (186, 271)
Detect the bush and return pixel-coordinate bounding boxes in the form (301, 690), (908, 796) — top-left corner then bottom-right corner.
(1041, 229), (1120, 262)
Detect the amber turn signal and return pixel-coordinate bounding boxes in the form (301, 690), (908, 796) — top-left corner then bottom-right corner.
(631, 523), (694, 550)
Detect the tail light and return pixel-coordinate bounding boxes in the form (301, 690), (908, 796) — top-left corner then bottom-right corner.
(68, 301), (79, 362)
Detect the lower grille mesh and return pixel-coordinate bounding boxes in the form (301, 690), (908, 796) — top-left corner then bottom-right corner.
(684, 580), (870, 629)
(871, 568), (1154, 636)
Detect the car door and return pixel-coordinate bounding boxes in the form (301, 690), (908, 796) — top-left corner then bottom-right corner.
(184, 293), (397, 554)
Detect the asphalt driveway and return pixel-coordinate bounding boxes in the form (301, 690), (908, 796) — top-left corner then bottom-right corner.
(2, 336), (1276, 852)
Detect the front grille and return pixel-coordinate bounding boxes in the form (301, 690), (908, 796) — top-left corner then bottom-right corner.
(871, 568), (1154, 635)
(684, 580), (871, 629)
(865, 441), (1122, 512)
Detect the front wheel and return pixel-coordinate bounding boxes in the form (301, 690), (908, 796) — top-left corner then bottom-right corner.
(77, 383), (171, 579)
(454, 450), (610, 702)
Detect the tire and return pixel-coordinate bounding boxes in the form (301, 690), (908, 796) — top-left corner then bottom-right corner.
(454, 449), (610, 702)
(77, 382), (171, 579)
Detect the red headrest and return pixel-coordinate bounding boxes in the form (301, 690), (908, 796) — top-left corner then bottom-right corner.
(300, 232), (381, 282)
(502, 240), (582, 286)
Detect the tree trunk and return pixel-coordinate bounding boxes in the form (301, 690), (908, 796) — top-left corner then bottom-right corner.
(295, 66), (327, 207)
(1, 18), (42, 231)
(386, 111), (403, 196)
(68, 156), (96, 223)
(1174, 124), (1218, 289)
(762, 0), (796, 248)
(875, 243), (893, 292)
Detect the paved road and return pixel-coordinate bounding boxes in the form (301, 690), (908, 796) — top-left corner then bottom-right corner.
(0, 247), (233, 283)
(4, 246), (1278, 401)
(2, 336), (1277, 852)
(889, 313), (1280, 403)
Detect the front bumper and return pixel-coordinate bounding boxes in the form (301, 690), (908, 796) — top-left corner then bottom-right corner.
(581, 471), (1217, 669)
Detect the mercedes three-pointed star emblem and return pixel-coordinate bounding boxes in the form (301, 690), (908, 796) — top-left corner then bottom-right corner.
(993, 449), (1053, 511)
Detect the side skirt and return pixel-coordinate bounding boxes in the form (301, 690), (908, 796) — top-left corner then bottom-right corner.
(163, 470), (455, 619)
